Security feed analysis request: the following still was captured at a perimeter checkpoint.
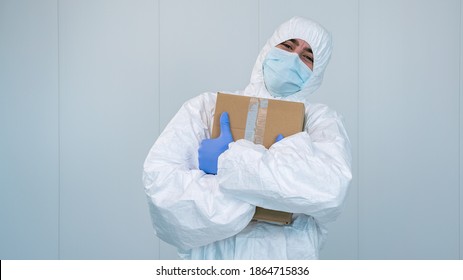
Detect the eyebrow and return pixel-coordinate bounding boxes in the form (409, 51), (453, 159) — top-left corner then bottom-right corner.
(288, 39), (299, 46)
(287, 39), (313, 54)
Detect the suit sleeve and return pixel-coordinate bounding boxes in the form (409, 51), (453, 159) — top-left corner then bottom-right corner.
(143, 93), (254, 250)
(217, 103), (352, 224)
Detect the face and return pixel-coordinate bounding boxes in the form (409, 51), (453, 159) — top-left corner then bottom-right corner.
(276, 38), (314, 70)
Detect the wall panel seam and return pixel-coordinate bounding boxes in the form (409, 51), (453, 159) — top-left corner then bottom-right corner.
(460, 0), (462, 261)
(357, 0), (361, 260)
(257, 0), (260, 53)
(57, 0), (61, 260)
(157, 0), (161, 260)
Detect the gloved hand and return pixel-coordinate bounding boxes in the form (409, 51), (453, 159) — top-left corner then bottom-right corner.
(198, 112), (234, 174)
(275, 134), (284, 142)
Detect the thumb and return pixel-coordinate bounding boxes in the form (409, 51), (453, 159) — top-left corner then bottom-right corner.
(219, 112), (233, 140)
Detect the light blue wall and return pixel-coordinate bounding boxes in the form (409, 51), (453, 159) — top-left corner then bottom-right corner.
(0, 0), (59, 259)
(358, 0), (461, 259)
(58, 0), (159, 259)
(0, 0), (461, 260)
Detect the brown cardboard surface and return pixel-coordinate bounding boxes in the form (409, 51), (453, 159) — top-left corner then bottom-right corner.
(212, 92), (305, 225)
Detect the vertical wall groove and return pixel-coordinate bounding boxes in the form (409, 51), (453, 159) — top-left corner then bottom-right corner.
(157, 0), (161, 260)
(57, 0), (61, 260)
(257, 0), (260, 52)
(357, 0), (361, 260)
(460, 0), (462, 261)
(158, 0), (161, 138)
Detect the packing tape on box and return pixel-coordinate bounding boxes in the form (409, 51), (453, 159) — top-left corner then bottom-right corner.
(244, 97), (268, 145)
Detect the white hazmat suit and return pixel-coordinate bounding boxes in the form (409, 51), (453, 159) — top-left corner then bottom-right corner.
(143, 16), (352, 259)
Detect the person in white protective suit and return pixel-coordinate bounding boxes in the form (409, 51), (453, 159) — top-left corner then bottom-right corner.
(143, 16), (352, 259)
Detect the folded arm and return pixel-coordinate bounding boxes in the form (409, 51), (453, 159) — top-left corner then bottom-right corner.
(217, 103), (352, 224)
(143, 93), (254, 250)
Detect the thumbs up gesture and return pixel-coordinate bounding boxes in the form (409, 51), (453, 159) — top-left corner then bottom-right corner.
(198, 112), (234, 174)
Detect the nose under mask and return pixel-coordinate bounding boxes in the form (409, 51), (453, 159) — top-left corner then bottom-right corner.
(262, 47), (312, 98)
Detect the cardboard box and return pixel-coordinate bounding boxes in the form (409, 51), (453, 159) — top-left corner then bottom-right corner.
(212, 92), (305, 225)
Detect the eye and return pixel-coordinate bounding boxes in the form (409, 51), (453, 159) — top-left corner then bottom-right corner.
(280, 42), (293, 50)
(302, 54), (314, 63)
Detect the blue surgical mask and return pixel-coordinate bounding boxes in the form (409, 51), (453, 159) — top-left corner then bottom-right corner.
(262, 47), (312, 97)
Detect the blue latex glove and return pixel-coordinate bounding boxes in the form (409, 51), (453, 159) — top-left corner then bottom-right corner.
(275, 134), (284, 142)
(198, 112), (234, 174)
